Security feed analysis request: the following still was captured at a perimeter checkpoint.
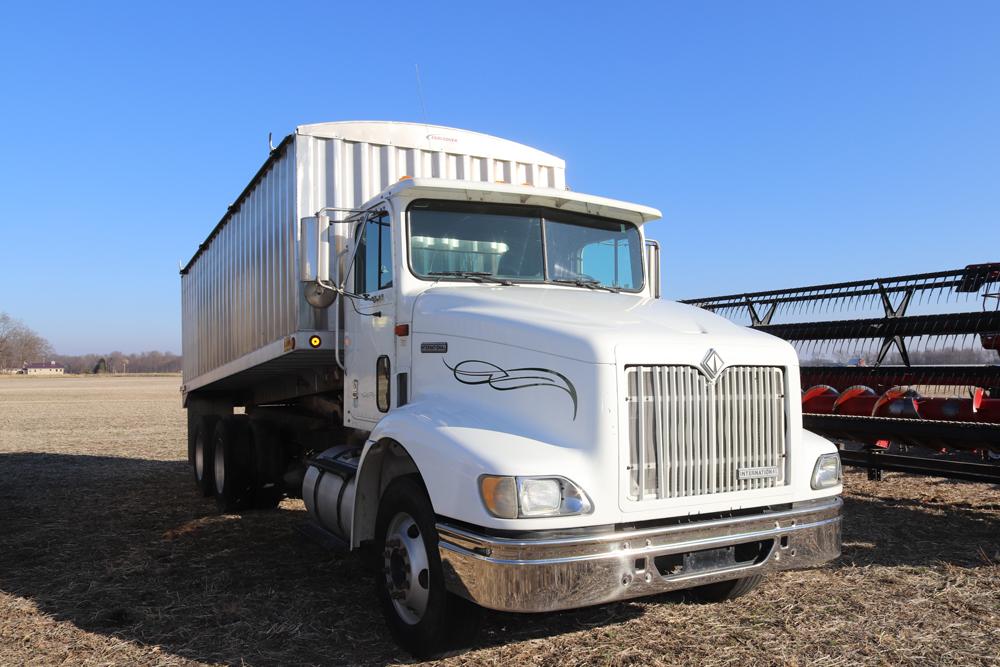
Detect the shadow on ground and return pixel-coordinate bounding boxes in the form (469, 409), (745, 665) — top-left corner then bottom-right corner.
(838, 483), (999, 568)
(0, 453), (641, 665)
(1, 453), (997, 665)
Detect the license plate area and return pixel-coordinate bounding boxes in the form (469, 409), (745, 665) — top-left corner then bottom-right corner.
(653, 539), (774, 577)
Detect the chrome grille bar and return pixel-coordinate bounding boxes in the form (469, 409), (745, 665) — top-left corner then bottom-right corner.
(626, 365), (788, 500)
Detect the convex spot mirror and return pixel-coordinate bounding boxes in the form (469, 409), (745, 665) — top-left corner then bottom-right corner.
(303, 281), (337, 308)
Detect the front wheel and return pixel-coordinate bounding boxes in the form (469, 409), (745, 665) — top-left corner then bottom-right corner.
(687, 574), (763, 602)
(374, 476), (480, 658)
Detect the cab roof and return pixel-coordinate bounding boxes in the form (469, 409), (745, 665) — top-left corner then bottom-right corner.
(381, 178), (662, 225)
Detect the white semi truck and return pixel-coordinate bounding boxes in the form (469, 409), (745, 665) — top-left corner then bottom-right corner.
(181, 121), (842, 657)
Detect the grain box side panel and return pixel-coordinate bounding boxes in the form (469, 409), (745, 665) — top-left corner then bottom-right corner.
(181, 140), (299, 385)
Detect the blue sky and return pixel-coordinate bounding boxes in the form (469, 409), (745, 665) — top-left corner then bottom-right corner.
(1, 1), (998, 354)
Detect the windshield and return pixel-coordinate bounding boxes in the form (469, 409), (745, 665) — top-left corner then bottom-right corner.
(407, 200), (644, 291)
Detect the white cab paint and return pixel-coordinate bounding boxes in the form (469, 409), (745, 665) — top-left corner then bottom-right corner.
(180, 121), (840, 552)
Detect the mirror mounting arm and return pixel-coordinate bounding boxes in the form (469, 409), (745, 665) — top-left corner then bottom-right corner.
(299, 205), (388, 372)
(314, 206), (387, 295)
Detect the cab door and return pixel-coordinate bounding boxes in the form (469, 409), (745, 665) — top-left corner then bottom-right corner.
(344, 208), (396, 428)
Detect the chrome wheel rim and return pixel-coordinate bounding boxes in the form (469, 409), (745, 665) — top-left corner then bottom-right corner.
(383, 511), (430, 624)
(194, 433), (205, 481)
(214, 439), (226, 495)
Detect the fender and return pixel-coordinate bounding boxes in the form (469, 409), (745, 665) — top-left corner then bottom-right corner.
(349, 397), (614, 546)
(796, 429), (843, 498)
(350, 403), (843, 547)
(800, 428), (839, 457)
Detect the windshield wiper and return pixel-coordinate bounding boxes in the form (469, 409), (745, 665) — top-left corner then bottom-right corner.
(428, 271), (513, 286)
(551, 278), (620, 293)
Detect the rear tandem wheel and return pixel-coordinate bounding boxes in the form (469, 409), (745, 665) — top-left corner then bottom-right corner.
(191, 415), (219, 497)
(212, 415), (255, 512)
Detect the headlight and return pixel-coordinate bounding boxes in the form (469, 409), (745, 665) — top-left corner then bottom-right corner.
(811, 453), (842, 489)
(479, 475), (593, 518)
(518, 478), (562, 516)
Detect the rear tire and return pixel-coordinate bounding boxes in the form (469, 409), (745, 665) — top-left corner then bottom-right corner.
(213, 415), (254, 512)
(250, 420), (284, 510)
(687, 574), (763, 602)
(191, 415), (219, 497)
(374, 476), (480, 658)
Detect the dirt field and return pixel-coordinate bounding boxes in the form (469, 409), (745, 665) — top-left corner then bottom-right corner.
(1, 376), (998, 666)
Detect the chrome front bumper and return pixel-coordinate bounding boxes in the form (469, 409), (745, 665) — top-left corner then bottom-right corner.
(437, 496), (842, 613)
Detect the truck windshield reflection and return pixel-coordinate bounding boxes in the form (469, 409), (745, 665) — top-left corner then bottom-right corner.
(408, 199), (644, 291)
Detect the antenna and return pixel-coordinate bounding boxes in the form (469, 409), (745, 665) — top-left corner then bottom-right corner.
(268, 132), (276, 152)
(414, 64), (429, 126)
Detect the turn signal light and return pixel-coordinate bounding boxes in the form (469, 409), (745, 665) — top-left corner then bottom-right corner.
(479, 476), (517, 519)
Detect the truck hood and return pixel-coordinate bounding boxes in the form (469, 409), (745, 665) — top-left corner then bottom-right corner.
(410, 285), (790, 364)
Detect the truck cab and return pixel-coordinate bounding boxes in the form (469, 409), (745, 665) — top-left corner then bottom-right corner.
(181, 121), (842, 657)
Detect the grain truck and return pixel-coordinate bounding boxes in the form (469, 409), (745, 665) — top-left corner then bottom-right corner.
(181, 121), (843, 657)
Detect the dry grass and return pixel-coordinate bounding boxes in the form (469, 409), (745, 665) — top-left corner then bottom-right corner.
(0, 375), (998, 666)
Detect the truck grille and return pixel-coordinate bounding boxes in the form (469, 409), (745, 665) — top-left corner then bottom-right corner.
(625, 365), (787, 501)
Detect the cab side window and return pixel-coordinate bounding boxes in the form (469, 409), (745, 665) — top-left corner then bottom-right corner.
(354, 212), (393, 293)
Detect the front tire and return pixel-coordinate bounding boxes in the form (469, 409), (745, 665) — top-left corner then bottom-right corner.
(687, 574), (763, 602)
(374, 476), (480, 658)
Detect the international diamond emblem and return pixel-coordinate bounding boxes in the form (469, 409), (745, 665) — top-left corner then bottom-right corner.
(701, 349), (724, 380)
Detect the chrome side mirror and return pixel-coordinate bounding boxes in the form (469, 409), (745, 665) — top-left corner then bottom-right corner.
(300, 216), (337, 308)
(645, 239), (661, 299)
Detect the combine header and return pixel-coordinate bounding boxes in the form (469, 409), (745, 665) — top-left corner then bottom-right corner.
(683, 264), (1000, 483)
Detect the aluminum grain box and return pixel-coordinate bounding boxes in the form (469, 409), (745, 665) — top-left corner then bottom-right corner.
(180, 121), (566, 395)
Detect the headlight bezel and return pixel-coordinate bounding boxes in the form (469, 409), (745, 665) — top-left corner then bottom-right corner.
(479, 474), (593, 519)
(811, 452), (842, 489)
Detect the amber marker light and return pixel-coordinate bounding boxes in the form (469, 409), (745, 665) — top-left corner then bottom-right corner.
(309, 335), (322, 348)
(478, 475), (518, 519)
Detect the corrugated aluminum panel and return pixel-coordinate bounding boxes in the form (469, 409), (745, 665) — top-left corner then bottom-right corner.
(295, 121), (565, 222)
(182, 121), (567, 390)
(625, 365), (788, 501)
(181, 140), (298, 383)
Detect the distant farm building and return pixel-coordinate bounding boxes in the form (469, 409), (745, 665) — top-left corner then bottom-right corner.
(23, 362), (65, 375)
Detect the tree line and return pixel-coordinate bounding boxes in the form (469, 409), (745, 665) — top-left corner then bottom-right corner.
(0, 312), (180, 373)
(0, 312), (53, 370)
(54, 350), (181, 374)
